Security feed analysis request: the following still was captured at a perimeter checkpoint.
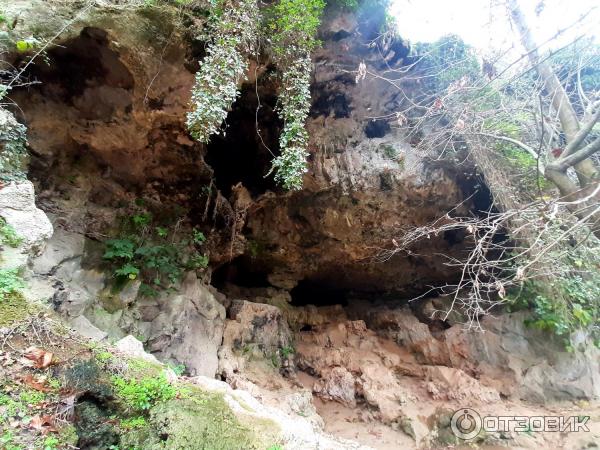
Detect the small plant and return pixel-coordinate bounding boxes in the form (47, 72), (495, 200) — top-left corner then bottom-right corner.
(280, 345), (294, 359)
(192, 229), (206, 245)
(119, 416), (147, 430)
(103, 211), (210, 295)
(19, 389), (46, 405)
(0, 218), (22, 247)
(0, 268), (25, 302)
(167, 363), (186, 376)
(380, 144), (398, 160)
(186, 253), (209, 270)
(42, 436), (59, 450)
(112, 374), (176, 412)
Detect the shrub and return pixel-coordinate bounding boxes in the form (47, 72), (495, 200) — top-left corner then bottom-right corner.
(186, 0), (259, 142)
(103, 209), (209, 296)
(112, 374), (176, 412)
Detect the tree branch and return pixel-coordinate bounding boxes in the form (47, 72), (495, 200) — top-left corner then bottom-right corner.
(562, 101), (600, 157)
(474, 132), (545, 174)
(550, 136), (600, 171)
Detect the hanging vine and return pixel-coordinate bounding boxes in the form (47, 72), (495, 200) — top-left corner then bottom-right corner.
(185, 0), (325, 190)
(267, 0), (325, 190)
(185, 0), (259, 142)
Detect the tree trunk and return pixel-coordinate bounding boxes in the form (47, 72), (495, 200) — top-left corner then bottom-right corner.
(507, 0), (598, 187)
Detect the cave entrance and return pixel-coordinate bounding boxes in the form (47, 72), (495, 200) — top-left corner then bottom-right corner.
(204, 78), (282, 198)
(12, 27), (134, 112)
(290, 279), (350, 307)
(211, 255), (272, 290)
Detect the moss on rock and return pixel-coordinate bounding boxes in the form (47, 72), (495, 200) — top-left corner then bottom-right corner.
(0, 292), (30, 326)
(121, 392), (268, 450)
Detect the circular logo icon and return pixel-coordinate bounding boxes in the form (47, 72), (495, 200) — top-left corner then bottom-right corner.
(451, 408), (482, 440)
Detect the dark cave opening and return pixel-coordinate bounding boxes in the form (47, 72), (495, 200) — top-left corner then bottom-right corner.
(364, 119), (391, 138)
(9, 27), (137, 191)
(289, 279), (350, 307)
(13, 27), (134, 108)
(211, 255), (272, 290)
(205, 78), (282, 198)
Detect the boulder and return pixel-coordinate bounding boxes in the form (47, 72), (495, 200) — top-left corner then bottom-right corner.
(0, 181), (53, 255)
(219, 299), (293, 377)
(69, 315), (108, 341)
(313, 366), (357, 407)
(115, 334), (160, 364)
(147, 273), (226, 377)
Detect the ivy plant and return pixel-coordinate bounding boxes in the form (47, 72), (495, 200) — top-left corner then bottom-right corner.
(267, 0), (325, 190)
(0, 107), (28, 182)
(186, 0), (259, 142)
(184, 0), (325, 190)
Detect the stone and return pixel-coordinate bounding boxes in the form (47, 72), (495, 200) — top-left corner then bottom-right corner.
(189, 375), (366, 450)
(69, 315), (108, 341)
(115, 335), (160, 364)
(0, 181), (53, 255)
(218, 299), (293, 377)
(32, 226), (85, 275)
(313, 366), (357, 407)
(147, 273), (226, 377)
(445, 312), (600, 402)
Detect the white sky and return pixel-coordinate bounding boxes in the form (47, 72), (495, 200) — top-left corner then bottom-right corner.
(389, 0), (599, 52)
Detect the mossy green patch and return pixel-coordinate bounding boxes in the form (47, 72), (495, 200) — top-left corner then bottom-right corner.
(0, 292), (30, 326)
(121, 388), (276, 450)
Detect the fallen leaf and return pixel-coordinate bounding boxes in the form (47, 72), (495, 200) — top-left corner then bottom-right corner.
(21, 374), (51, 392)
(29, 414), (57, 433)
(23, 347), (54, 369)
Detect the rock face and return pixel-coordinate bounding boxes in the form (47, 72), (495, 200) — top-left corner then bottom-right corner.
(219, 299), (293, 378)
(0, 181), (53, 256)
(146, 273), (226, 377)
(6, 2), (600, 449)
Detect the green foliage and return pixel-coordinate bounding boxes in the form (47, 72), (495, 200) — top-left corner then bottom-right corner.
(168, 362), (186, 376)
(192, 228), (206, 244)
(103, 210), (209, 295)
(267, 0), (326, 190)
(0, 217), (22, 248)
(0, 108), (28, 182)
(0, 268), (25, 302)
(269, 0), (325, 55)
(186, 0), (259, 142)
(42, 436), (59, 450)
(119, 416), (148, 430)
(184, 0), (325, 190)
(0, 431), (22, 450)
(380, 144), (398, 159)
(112, 374), (176, 413)
(280, 345), (294, 359)
(19, 389), (46, 405)
(413, 34), (480, 92)
(507, 250), (600, 350)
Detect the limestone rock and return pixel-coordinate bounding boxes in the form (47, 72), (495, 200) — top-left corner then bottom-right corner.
(190, 375), (369, 450)
(147, 273), (226, 377)
(219, 299), (293, 377)
(115, 335), (160, 364)
(69, 315), (108, 341)
(0, 181), (53, 255)
(313, 366), (357, 407)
